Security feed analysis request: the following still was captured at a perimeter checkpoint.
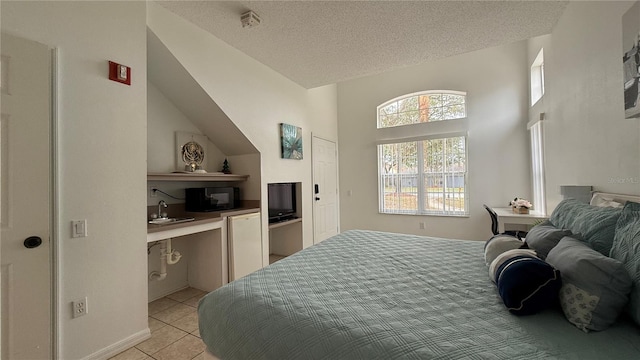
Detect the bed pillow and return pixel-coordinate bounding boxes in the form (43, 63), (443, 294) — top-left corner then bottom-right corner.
(488, 248), (538, 283)
(609, 201), (640, 326)
(495, 256), (562, 316)
(484, 234), (525, 266)
(524, 220), (572, 260)
(547, 236), (632, 332)
(549, 199), (622, 256)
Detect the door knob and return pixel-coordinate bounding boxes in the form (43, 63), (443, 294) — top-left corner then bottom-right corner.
(24, 236), (43, 249)
(315, 197), (320, 201)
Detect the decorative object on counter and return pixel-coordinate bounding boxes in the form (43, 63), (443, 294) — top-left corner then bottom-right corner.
(510, 197), (532, 214)
(280, 123), (303, 160)
(176, 132), (207, 173)
(222, 158), (231, 174)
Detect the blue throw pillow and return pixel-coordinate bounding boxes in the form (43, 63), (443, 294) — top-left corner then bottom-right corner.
(496, 256), (562, 315)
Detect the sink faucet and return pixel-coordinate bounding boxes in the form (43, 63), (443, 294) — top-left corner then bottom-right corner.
(158, 200), (168, 219)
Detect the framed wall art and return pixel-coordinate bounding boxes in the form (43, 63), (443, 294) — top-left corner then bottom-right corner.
(623, 1), (640, 118)
(280, 123), (303, 160)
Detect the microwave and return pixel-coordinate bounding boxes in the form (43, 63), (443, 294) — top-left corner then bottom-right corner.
(185, 187), (239, 212)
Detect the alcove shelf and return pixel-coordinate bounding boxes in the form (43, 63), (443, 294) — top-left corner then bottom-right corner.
(147, 173), (249, 182)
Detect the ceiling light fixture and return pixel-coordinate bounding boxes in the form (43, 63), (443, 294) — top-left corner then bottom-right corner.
(241, 11), (261, 28)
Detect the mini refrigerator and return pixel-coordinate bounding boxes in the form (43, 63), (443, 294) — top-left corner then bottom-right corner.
(228, 212), (263, 281)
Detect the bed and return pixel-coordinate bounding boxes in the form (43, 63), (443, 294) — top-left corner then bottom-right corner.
(198, 194), (640, 359)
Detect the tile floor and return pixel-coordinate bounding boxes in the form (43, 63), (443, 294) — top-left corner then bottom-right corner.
(109, 287), (208, 360)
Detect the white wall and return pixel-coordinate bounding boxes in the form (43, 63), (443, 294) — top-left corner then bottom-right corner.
(544, 1), (640, 211)
(148, 81), (226, 175)
(147, 3), (339, 266)
(1, 1), (149, 359)
(337, 41), (531, 240)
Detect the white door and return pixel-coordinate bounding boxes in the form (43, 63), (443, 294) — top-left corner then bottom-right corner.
(312, 136), (338, 244)
(0, 33), (52, 359)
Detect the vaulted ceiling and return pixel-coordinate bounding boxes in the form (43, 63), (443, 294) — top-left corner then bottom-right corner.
(157, 0), (568, 89)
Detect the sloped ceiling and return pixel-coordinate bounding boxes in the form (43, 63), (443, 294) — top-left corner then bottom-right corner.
(147, 28), (257, 155)
(157, 0), (569, 89)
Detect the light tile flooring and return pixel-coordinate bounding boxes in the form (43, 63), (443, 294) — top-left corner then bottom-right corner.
(109, 287), (208, 360)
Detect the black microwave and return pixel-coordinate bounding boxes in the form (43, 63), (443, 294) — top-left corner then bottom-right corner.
(185, 187), (239, 212)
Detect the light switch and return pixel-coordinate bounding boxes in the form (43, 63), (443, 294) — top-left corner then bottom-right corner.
(71, 220), (88, 238)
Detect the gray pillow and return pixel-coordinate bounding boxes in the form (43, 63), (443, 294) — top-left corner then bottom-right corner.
(547, 236), (632, 332)
(609, 201), (640, 326)
(524, 220), (572, 259)
(549, 199), (622, 256)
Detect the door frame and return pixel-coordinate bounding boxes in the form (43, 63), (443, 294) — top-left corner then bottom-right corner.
(51, 47), (60, 360)
(311, 134), (340, 244)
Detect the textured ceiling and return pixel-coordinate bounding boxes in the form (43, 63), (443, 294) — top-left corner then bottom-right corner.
(157, 1), (568, 89)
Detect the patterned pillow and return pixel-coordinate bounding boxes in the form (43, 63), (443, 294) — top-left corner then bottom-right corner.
(524, 220), (572, 260)
(484, 234), (524, 266)
(547, 236), (632, 332)
(495, 256), (562, 316)
(549, 199), (622, 256)
(609, 201), (640, 326)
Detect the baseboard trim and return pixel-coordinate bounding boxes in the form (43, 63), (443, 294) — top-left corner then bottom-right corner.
(80, 328), (151, 360)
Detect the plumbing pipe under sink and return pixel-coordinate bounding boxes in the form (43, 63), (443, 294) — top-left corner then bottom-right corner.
(149, 238), (182, 281)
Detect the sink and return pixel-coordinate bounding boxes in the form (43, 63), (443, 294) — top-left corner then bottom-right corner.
(148, 217), (195, 225)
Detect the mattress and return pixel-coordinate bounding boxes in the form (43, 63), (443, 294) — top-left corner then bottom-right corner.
(198, 230), (640, 359)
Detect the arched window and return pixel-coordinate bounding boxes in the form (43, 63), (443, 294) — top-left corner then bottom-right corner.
(377, 91), (468, 216)
(377, 91), (466, 129)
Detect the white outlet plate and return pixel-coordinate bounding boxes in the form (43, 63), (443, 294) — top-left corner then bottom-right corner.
(72, 297), (88, 318)
(149, 185), (157, 198)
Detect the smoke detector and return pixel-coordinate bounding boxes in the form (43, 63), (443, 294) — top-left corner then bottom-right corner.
(241, 11), (261, 28)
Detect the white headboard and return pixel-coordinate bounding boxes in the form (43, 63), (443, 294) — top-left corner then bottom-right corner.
(590, 192), (640, 207)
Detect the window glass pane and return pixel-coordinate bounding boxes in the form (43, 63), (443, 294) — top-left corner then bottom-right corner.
(441, 94), (464, 106)
(428, 94), (442, 107)
(397, 96), (418, 112)
(378, 92), (466, 128)
(397, 110), (419, 125)
(381, 102), (397, 115)
(380, 114), (400, 128)
(443, 104), (465, 120)
(428, 107), (443, 121)
(379, 137), (466, 215)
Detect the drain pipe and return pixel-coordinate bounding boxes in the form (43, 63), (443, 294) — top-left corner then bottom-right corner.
(149, 238), (182, 281)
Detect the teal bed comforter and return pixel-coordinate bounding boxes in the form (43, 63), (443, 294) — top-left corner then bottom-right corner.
(198, 230), (640, 359)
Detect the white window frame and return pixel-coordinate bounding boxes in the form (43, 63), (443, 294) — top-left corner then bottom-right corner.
(531, 49), (545, 106)
(376, 90), (469, 217)
(528, 119), (546, 215)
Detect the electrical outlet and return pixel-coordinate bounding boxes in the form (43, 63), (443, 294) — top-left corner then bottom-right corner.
(72, 297), (88, 318)
(149, 186), (157, 198)
(419, 222), (426, 230)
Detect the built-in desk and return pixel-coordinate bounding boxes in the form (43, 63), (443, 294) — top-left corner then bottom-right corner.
(493, 207), (548, 233)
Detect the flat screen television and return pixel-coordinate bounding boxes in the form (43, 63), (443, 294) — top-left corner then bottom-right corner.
(268, 183), (297, 223)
